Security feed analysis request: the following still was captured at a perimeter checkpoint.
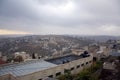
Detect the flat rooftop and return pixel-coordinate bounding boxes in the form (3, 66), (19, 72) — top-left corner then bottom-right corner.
(46, 55), (83, 65)
(110, 51), (120, 56)
(0, 60), (57, 77)
(0, 54), (88, 77)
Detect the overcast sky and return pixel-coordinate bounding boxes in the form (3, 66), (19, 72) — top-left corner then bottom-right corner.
(0, 0), (120, 35)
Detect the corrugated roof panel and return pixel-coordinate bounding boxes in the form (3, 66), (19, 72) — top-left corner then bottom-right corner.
(0, 60), (57, 77)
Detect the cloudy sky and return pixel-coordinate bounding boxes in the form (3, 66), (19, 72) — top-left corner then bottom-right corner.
(0, 0), (120, 35)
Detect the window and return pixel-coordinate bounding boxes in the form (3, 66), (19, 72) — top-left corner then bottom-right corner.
(56, 72), (61, 76)
(86, 62), (88, 65)
(48, 75), (53, 78)
(89, 61), (92, 63)
(76, 65), (80, 68)
(81, 63), (84, 66)
(71, 67), (74, 71)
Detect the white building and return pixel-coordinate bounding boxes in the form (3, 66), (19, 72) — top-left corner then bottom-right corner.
(14, 52), (30, 61)
(1, 56), (7, 62)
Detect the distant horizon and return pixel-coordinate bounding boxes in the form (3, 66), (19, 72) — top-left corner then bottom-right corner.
(0, 34), (119, 37)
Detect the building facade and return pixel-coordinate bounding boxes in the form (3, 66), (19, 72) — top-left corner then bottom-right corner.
(0, 54), (93, 80)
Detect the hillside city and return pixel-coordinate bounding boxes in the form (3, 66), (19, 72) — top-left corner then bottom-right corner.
(0, 0), (120, 80)
(0, 35), (120, 80)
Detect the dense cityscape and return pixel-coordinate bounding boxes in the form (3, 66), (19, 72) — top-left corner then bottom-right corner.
(0, 35), (120, 80)
(0, 0), (120, 80)
(0, 35), (119, 63)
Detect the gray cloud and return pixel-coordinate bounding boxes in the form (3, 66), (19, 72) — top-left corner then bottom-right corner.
(0, 0), (120, 35)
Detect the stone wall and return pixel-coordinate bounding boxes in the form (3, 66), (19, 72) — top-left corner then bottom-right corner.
(0, 73), (16, 80)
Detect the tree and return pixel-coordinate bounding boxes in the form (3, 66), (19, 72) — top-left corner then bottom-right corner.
(14, 55), (23, 62)
(32, 53), (36, 59)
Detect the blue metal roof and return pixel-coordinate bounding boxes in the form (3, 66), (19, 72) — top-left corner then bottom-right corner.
(0, 60), (57, 77)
